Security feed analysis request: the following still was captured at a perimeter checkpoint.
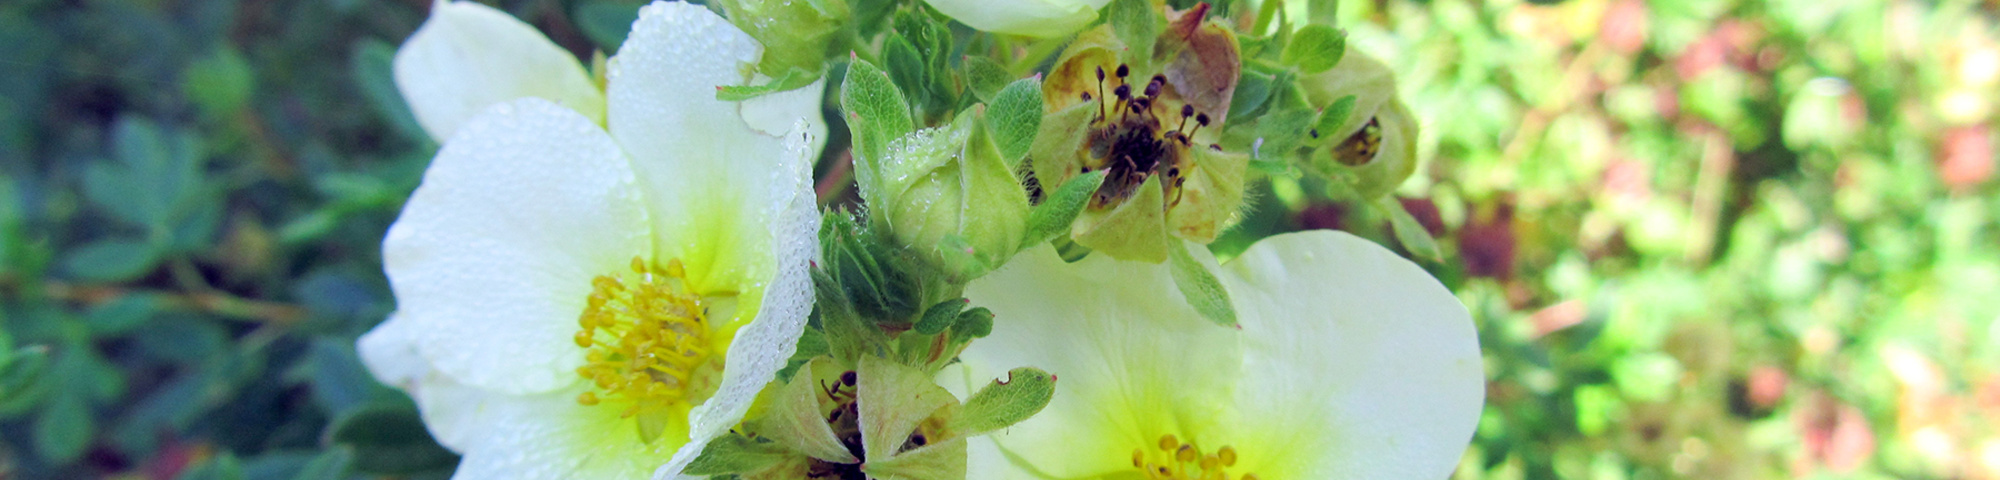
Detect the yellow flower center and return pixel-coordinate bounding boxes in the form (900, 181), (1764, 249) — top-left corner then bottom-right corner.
(1131, 434), (1258, 480)
(572, 257), (717, 420)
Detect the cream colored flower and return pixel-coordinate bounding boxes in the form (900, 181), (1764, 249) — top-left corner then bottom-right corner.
(358, 3), (823, 479)
(947, 231), (1485, 479)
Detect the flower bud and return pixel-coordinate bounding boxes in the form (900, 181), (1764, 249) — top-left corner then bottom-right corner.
(871, 110), (1032, 280)
(718, 0), (850, 74)
(1298, 52), (1419, 199)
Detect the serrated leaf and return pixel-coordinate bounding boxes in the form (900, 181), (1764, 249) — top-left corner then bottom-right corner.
(948, 367), (1055, 436)
(988, 77), (1043, 164)
(1282, 24), (1346, 73)
(1378, 196), (1443, 262)
(575, 1), (642, 52)
(1022, 170), (1107, 250)
(1168, 242), (1237, 328)
(63, 238), (162, 282)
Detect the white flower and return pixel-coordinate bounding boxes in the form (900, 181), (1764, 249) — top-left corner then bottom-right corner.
(357, 2), (824, 479)
(919, 0), (1113, 38)
(944, 231), (1485, 479)
(392, 0), (604, 142)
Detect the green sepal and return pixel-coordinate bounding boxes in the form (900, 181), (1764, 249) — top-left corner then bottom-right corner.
(857, 356), (956, 461)
(861, 437), (966, 480)
(947, 367), (1056, 436)
(1377, 196), (1443, 262)
(948, 307), (994, 345)
(915, 299), (969, 335)
(1167, 242), (1238, 328)
(716, 69), (822, 101)
(683, 432), (801, 476)
(1021, 170), (1107, 251)
(747, 358), (860, 464)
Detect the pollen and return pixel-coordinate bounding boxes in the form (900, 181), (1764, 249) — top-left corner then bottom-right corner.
(572, 257), (713, 418)
(1132, 435), (1256, 480)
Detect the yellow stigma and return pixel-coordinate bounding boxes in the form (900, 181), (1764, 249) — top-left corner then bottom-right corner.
(573, 257), (713, 418)
(1132, 435), (1254, 480)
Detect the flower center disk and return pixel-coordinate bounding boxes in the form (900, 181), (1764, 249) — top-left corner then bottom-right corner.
(573, 257), (715, 418)
(1080, 63), (1211, 209)
(1131, 434), (1256, 480)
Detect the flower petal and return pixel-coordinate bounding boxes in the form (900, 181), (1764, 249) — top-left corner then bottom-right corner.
(920, 0), (1111, 38)
(1213, 231), (1483, 479)
(956, 246), (1243, 478)
(449, 389), (679, 480)
(393, 0), (604, 142)
(651, 122), (822, 480)
(357, 313), (489, 452)
(605, 1), (816, 294)
(384, 98), (651, 395)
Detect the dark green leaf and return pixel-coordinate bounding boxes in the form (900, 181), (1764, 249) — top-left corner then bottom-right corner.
(63, 238), (162, 282)
(575, 1), (643, 52)
(330, 404), (459, 474)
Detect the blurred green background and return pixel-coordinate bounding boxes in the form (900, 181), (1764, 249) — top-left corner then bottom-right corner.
(2, 0), (1997, 478)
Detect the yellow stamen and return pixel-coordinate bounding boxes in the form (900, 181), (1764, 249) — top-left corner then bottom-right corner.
(573, 256), (712, 419)
(1132, 434), (1255, 480)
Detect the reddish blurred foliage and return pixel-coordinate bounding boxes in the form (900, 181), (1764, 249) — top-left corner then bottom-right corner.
(1747, 365), (1789, 410)
(1794, 392), (1877, 474)
(1527, 299), (1586, 338)
(1297, 202), (1348, 231)
(1460, 200), (1516, 280)
(1600, 0), (1649, 55)
(1676, 21), (1763, 79)
(1939, 125), (1994, 191)
(1397, 197), (1446, 236)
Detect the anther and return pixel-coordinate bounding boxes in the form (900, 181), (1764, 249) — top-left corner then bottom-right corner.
(1115, 64), (1130, 78)
(1158, 434), (1178, 451)
(1144, 75), (1165, 98)
(840, 370), (857, 386)
(1176, 444), (1198, 462)
(1132, 449), (1145, 467)
(1097, 65), (1106, 81)
(1114, 84), (1132, 100)
(1217, 446), (1236, 466)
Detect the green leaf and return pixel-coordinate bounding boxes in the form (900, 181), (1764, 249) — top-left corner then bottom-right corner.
(1022, 170), (1107, 250)
(85, 293), (162, 336)
(1167, 242), (1237, 328)
(35, 393), (92, 463)
(1228, 70), (1277, 120)
(176, 452), (245, 480)
(988, 77), (1043, 164)
(63, 238), (163, 282)
(882, 34), (929, 110)
(1281, 25), (1346, 74)
(914, 298), (968, 335)
(947, 367), (1055, 436)
(962, 56), (1012, 104)
(575, 1), (643, 52)
(1310, 95), (1358, 146)
(352, 40), (431, 145)
(1108, 0), (1162, 68)
(290, 449), (352, 480)
(684, 432), (800, 476)
(1377, 196), (1442, 262)
(329, 404), (459, 474)
(838, 58), (915, 207)
(182, 46), (254, 117)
